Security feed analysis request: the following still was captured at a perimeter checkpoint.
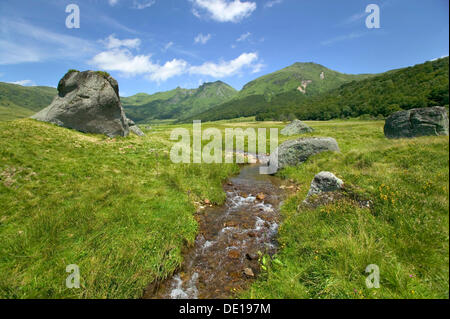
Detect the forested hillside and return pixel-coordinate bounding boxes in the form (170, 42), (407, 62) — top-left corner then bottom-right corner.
(258, 57), (449, 121)
(122, 81), (237, 123)
(187, 57), (449, 122)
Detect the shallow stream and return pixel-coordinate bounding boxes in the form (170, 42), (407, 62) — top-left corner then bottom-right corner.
(144, 158), (293, 299)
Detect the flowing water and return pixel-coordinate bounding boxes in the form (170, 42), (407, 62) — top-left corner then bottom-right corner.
(144, 158), (293, 299)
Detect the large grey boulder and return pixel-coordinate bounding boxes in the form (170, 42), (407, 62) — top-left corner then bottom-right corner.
(32, 70), (130, 137)
(268, 137), (340, 172)
(307, 172), (344, 197)
(280, 119), (313, 136)
(384, 106), (449, 139)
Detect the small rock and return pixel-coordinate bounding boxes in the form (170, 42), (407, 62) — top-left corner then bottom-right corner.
(280, 119), (313, 136)
(300, 172), (348, 209)
(256, 193), (265, 201)
(243, 268), (255, 277)
(307, 172), (344, 197)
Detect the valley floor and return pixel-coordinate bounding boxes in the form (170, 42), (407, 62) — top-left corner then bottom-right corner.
(0, 119), (448, 298)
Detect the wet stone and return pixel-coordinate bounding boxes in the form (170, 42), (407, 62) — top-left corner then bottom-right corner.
(244, 268), (255, 277)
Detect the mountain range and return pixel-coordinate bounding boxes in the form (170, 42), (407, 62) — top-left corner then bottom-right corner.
(0, 58), (448, 123)
(121, 80), (237, 122)
(189, 57), (449, 122)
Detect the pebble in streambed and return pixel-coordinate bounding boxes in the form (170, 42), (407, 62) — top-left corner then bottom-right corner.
(144, 164), (292, 299)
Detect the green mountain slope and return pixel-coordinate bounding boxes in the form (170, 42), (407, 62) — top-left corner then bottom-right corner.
(182, 62), (376, 122)
(122, 81), (238, 123)
(0, 82), (56, 121)
(239, 62), (374, 99)
(187, 58), (449, 122)
(257, 56), (449, 120)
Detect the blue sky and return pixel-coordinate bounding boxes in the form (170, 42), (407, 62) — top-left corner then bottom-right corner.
(0, 0), (448, 96)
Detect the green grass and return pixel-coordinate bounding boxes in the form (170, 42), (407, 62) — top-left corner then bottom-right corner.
(0, 118), (448, 299)
(0, 82), (56, 121)
(240, 120), (449, 299)
(0, 119), (238, 298)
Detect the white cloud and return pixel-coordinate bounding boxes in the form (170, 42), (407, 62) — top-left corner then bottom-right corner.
(148, 59), (188, 82)
(9, 80), (36, 86)
(98, 15), (139, 34)
(236, 32), (251, 42)
(321, 31), (366, 46)
(194, 33), (212, 44)
(191, 0), (257, 23)
(189, 52), (260, 77)
(108, 0), (156, 9)
(90, 37), (187, 82)
(101, 34), (141, 49)
(251, 62), (264, 73)
(0, 19), (97, 65)
(192, 8), (202, 18)
(132, 0), (156, 9)
(90, 36), (261, 82)
(264, 0), (282, 8)
(341, 12), (367, 25)
(0, 40), (41, 64)
(162, 41), (174, 52)
(90, 49), (156, 76)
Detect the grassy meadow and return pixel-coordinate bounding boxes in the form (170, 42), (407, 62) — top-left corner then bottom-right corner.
(0, 118), (448, 299)
(0, 119), (238, 298)
(242, 120), (449, 299)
